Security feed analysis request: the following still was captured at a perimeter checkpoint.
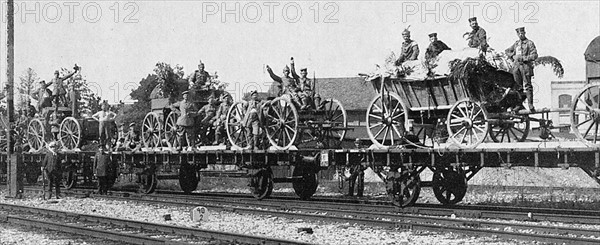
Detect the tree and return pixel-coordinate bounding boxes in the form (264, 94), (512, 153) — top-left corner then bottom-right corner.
(18, 68), (38, 112)
(154, 62), (184, 103)
(60, 68), (102, 117)
(117, 74), (159, 130)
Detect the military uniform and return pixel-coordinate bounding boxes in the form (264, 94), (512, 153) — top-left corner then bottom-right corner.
(425, 40), (451, 60)
(42, 149), (62, 199)
(243, 95), (261, 149)
(51, 67), (78, 110)
(267, 67), (297, 96)
(290, 63), (313, 110)
(395, 40), (419, 65)
(197, 102), (218, 145)
(94, 151), (111, 194)
(172, 99), (198, 149)
(467, 27), (488, 51)
(92, 110), (117, 149)
(505, 28), (538, 111)
(36, 81), (53, 111)
(213, 100), (232, 145)
(189, 70), (211, 93)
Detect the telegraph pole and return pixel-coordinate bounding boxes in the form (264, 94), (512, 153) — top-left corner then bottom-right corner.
(6, 0), (22, 199)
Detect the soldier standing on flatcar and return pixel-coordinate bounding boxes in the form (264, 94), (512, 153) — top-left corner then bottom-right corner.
(505, 27), (538, 113)
(197, 96), (218, 146)
(92, 103), (117, 150)
(425, 33), (451, 61)
(464, 17), (488, 52)
(171, 91), (198, 151)
(395, 27), (420, 66)
(49, 112), (62, 141)
(213, 93), (233, 145)
(243, 91), (261, 150)
(42, 141), (62, 199)
(189, 61), (211, 94)
(34, 80), (53, 112)
(94, 148), (110, 195)
(290, 58), (313, 110)
(346, 138), (365, 197)
(51, 65), (79, 113)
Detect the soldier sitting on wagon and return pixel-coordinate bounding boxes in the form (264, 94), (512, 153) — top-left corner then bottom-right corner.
(463, 17), (488, 52)
(213, 93), (233, 145)
(124, 122), (141, 151)
(170, 91), (198, 151)
(197, 95), (219, 146)
(189, 60), (211, 95)
(243, 91), (262, 150)
(49, 112), (62, 141)
(425, 33), (451, 61)
(290, 57), (313, 110)
(266, 64), (300, 105)
(395, 27), (420, 66)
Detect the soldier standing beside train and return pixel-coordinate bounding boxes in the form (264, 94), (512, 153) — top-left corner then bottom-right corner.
(346, 138), (366, 197)
(171, 91), (198, 151)
(94, 147), (111, 195)
(505, 27), (538, 113)
(42, 141), (62, 199)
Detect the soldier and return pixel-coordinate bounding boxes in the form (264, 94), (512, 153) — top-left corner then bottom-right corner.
(170, 91), (198, 151)
(425, 33), (451, 61)
(51, 65), (79, 112)
(189, 61), (211, 93)
(290, 58), (313, 110)
(197, 96), (218, 145)
(42, 141), (62, 199)
(34, 80), (53, 112)
(213, 93), (233, 145)
(242, 91), (261, 150)
(505, 27), (538, 112)
(124, 122), (140, 150)
(266, 64), (298, 97)
(49, 112), (62, 141)
(94, 148), (110, 195)
(464, 17), (488, 52)
(346, 138), (365, 197)
(395, 27), (419, 65)
(92, 103), (117, 150)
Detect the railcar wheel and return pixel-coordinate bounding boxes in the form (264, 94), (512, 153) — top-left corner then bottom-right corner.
(366, 93), (409, 147)
(447, 99), (489, 148)
(489, 114), (530, 143)
(138, 172), (157, 194)
(386, 171), (421, 207)
(62, 170), (77, 189)
(179, 163), (199, 194)
(142, 112), (162, 149)
(164, 111), (180, 150)
(571, 84), (600, 145)
(226, 102), (251, 150)
(264, 97), (299, 150)
(292, 166), (318, 200)
(27, 119), (46, 152)
(59, 117), (81, 150)
(318, 99), (348, 149)
(432, 168), (468, 205)
(249, 169), (273, 200)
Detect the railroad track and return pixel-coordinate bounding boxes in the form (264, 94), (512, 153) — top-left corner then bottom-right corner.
(0, 202), (309, 245)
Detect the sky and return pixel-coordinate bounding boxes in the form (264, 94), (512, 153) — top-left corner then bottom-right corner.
(1, 0), (599, 108)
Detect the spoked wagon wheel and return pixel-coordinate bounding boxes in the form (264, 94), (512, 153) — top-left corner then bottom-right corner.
(142, 112), (162, 149)
(318, 99), (348, 149)
(138, 172), (157, 194)
(366, 92), (409, 147)
(386, 171), (421, 207)
(226, 102), (251, 150)
(571, 84), (600, 145)
(164, 111), (180, 150)
(59, 117), (81, 150)
(179, 163), (198, 194)
(489, 114), (530, 143)
(27, 119), (46, 152)
(447, 99), (489, 148)
(432, 167), (468, 205)
(264, 97), (299, 150)
(62, 170), (77, 189)
(292, 166), (319, 200)
(249, 169), (273, 200)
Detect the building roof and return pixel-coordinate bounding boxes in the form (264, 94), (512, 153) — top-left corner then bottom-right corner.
(585, 36), (600, 61)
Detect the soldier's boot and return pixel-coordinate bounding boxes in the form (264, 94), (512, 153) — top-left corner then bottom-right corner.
(252, 135), (260, 150)
(346, 180), (355, 197)
(356, 172), (365, 197)
(526, 90), (535, 113)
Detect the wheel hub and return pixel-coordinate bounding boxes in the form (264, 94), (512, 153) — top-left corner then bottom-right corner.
(461, 119), (473, 129)
(591, 109), (600, 123)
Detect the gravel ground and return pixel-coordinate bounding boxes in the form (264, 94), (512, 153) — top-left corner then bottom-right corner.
(0, 190), (536, 245)
(0, 221), (124, 245)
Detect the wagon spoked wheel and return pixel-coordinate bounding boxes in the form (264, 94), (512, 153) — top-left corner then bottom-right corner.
(59, 117), (81, 150)
(447, 99), (489, 148)
(164, 111), (180, 150)
(432, 167), (468, 205)
(264, 97), (299, 150)
(249, 169), (273, 200)
(292, 166), (319, 200)
(387, 171), (421, 207)
(489, 114), (530, 143)
(226, 102), (251, 150)
(27, 119), (46, 152)
(62, 170), (77, 189)
(571, 84), (600, 146)
(142, 112), (162, 149)
(366, 92), (408, 147)
(139, 172), (157, 194)
(179, 163), (198, 194)
(318, 99), (348, 149)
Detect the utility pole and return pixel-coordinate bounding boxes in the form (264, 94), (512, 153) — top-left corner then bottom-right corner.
(6, 0), (23, 199)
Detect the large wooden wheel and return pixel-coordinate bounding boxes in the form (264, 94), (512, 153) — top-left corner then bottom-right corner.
(292, 166), (318, 200)
(489, 114), (530, 143)
(386, 171), (421, 207)
(27, 119), (46, 151)
(179, 163), (199, 194)
(571, 84), (600, 145)
(432, 167), (468, 205)
(249, 169), (273, 200)
(447, 99), (489, 148)
(226, 102), (251, 150)
(317, 99), (348, 149)
(264, 97), (299, 150)
(164, 111), (180, 149)
(142, 112), (162, 148)
(59, 117), (81, 150)
(366, 92), (408, 147)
